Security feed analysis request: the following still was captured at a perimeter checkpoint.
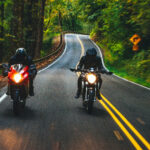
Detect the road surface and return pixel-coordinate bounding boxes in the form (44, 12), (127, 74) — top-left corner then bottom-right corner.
(0, 34), (149, 150)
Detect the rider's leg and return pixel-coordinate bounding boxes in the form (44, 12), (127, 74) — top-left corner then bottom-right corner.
(75, 75), (82, 99)
(6, 84), (10, 95)
(29, 68), (37, 96)
(29, 78), (34, 96)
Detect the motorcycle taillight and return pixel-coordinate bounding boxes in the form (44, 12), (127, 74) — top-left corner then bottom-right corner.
(23, 72), (29, 79)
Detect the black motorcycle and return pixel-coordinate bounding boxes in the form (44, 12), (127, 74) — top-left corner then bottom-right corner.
(70, 68), (112, 114)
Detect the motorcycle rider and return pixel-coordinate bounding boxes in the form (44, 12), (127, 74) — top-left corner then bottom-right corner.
(8, 48), (37, 96)
(75, 48), (112, 99)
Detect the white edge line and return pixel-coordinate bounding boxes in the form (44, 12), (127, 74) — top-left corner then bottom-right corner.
(113, 74), (150, 90)
(89, 36), (150, 91)
(38, 34), (68, 73)
(0, 34), (69, 102)
(0, 93), (7, 103)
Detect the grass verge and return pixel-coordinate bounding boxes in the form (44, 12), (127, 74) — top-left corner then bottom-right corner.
(97, 42), (150, 88)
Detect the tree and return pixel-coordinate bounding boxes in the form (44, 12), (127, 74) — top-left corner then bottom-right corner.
(0, 0), (4, 61)
(35, 0), (46, 58)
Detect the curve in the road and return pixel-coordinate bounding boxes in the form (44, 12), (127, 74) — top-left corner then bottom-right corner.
(77, 34), (150, 150)
(0, 34), (149, 150)
(0, 34), (69, 103)
(90, 38), (150, 91)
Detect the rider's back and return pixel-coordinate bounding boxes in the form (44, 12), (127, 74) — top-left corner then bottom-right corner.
(80, 55), (103, 69)
(9, 55), (33, 66)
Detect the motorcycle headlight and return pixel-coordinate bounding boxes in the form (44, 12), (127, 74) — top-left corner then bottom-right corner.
(86, 73), (96, 84)
(13, 73), (22, 83)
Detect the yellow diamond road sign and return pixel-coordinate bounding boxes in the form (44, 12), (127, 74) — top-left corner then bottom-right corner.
(130, 34), (141, 45)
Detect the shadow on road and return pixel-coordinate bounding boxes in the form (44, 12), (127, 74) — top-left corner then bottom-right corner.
(77, 106), (109, 118)
(1, 106), (37, 120)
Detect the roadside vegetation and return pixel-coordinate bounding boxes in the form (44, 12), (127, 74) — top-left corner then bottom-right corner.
(77, 0), (150, 87)
(0, 0), (149, 87)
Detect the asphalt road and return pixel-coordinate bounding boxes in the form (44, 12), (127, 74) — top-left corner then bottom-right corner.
(0, 34), (149, 150)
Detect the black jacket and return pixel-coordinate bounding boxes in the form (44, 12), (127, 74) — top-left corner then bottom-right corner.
(77, 55), (106, 70)
(9, 55), (34, 67)
(9, 55), (37, 77)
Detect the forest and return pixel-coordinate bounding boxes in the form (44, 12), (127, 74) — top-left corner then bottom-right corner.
(0, 0), (150, 86)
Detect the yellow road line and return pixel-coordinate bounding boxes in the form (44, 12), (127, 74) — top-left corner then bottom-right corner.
(76, 35), (85, 76)
(101, 94), (150, 150)
(100, 100), (143, 150)
(77, 35), (85, 58)
(77, 34), (146, 149)
(114, 130), (124, 141)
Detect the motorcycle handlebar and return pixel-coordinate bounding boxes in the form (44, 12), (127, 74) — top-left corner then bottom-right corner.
(70, 68), (89, 73)
(70, 68), (113, 75)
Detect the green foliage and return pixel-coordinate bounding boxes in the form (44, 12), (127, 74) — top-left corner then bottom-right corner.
(1, 0), (150, 87)
(108, 42), (124, 57)
(80, 0), (150, 86)
(44, 0), (82, 33)
(42, 32), (60, 57)
(126, 50), (150, 81)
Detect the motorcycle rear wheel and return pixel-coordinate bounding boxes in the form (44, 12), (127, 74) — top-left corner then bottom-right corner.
(13, 94), (21, 115)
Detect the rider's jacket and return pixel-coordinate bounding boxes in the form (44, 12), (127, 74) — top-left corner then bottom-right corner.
(77, 55), (107, 72)
(9, 55), (37, 77)
(9, 55), (33, 67)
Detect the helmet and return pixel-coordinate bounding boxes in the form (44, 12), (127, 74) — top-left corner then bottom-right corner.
(86, 48), (97, 56)
(15, 48), (27, 57)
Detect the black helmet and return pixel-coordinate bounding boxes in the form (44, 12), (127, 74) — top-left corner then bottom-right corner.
(15, 48), (27, 57)
(86, 48), (97, 56)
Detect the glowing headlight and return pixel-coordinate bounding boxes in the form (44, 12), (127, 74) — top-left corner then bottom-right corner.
(87, 74), (96, 84)
(13, 73), (22, 83)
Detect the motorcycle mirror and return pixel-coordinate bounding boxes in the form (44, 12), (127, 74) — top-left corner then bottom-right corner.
(2, 64), (9, 77)
(2, 63), (9, 69)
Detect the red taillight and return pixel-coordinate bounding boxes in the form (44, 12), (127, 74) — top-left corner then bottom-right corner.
(13, 73), (23, 83)
(8, 65), (29, 83)
(23, 73), (29, 79)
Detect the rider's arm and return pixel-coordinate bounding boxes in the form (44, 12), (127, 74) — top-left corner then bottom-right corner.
(28, 56), (37, 76)
(97, 56), (109, 73)
(77, 56), (85, 69)
(97, 57), (113, 74)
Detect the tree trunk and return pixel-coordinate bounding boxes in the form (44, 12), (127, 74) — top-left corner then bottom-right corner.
(45, 2), (52, 31)
(12, 0), (19, 48)
(0, 0), (4, 61)
(35, 0), (46, 58)
(11, 0), (25, 49)
(30, 0), (39, 57)
(19, 0), (24, 46)
(58, 11), (63, 32)
(24, 0), (34, 56)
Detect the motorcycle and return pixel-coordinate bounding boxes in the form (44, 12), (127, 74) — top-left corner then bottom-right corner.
(2, 63), (30, 115)
(70, 68), (112, 114)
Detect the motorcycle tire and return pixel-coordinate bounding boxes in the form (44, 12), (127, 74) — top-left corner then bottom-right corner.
(13, 93), (21, 115)
(87, 94), (94, 114)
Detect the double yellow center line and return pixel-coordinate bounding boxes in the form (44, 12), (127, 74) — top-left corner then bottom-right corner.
(100, 94), (150, 150)
(99, 99), (142, 150)
(76, 35), (150, 150)
(99, 95), (150, 150)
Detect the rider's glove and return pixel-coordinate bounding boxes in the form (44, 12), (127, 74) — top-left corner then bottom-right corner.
(77, 66), (81, 70)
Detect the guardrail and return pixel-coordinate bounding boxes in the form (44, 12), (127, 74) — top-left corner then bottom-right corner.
(0, 33), (64, 74)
